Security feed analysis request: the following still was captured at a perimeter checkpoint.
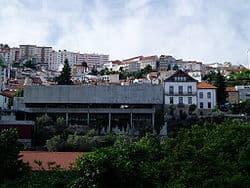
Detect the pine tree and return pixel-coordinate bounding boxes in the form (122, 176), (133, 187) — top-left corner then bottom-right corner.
(55, 59), (73, 85)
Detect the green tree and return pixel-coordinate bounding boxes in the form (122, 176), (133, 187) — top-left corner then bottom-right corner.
(0, 129), (29, 181)
(15, 89), (24, 97)
(23, 60), (36, 69)
(55, 59), (73, 85)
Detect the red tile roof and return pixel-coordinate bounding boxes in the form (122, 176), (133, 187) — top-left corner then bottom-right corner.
(197, 82), (217, 89)
(226, 87), (237, 92)
(32, 77), (42, 84)
(140, 55), (158, 61)
(20, 151), (84, 170)
(0, 90), (16, 98)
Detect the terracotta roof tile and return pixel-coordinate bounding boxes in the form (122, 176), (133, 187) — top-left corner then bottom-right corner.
(20, 151), (84, 170)
(197, 82), (217, 89)
(0, 90), (16, 97)
(226, 87), (237, 92)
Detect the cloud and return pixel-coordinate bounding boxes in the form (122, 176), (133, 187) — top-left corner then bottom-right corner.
(0, 0), (250, 66)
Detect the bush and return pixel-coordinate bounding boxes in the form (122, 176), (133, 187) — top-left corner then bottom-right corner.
(1, 170), (78, 188)
(46, 133), (117, 152)
(0, 129), (29, 182)
(73, 120), (250, 187)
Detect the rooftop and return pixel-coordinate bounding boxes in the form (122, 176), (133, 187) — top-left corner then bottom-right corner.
(20, 151), (84, 170)
(197, 82), (217, 89)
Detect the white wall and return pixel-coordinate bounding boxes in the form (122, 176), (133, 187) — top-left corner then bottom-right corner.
(197, 89), (216, 109)
(164, 81), (197, 105)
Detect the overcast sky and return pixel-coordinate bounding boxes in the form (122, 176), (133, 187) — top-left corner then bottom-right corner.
(0, 0), (250, 65)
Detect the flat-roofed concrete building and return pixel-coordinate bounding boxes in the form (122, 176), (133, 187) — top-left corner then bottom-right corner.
(14, 85), (163, 134)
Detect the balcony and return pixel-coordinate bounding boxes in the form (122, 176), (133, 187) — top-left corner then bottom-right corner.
(165, 92), (197, 96)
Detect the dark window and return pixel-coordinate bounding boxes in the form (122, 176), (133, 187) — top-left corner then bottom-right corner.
(207, 92), (211, 98)
(179, 97), (183, 104)
(188, 97), (192, 104)
(208, 102), (211, 109)
(169, 86), (174, 94)
(170, 97), (174, 104)
(200, 102), (203, 109)
(178, 86), (183, 94)
(188, 86), (192, 94)
(199, 92), (203, 99)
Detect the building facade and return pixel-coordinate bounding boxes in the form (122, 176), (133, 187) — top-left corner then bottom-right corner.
(197, 82), (217, 111)
(14, 85), (163, 134)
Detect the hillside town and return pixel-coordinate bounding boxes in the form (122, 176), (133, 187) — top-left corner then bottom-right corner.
(1, 43), (250, 187)
(0, 43), (250, 143)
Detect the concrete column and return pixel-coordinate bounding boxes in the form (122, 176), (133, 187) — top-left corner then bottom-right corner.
(87, 105), (90, 125)
(108, 113), (111, 133)
(66, 112), (69, 126)
(152, 112), (156, 134)
(87, 113), (90, 125)
(130, 112), (133, 128)
(152, 106), (156, 134)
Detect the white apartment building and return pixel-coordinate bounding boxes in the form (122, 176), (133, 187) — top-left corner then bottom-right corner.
(49, 50), (109, 71)
(139, 55), (158, 70)
(164, 70), (217, 115)
(0, 48), (20, 64)
(197, 82), (217, 110)
(19, 45), (52, 67)
(164, 70), (198, 106)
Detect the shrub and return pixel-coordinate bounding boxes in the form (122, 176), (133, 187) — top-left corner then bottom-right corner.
(73, 120), (250, 187)
(0, 129), (29, 181)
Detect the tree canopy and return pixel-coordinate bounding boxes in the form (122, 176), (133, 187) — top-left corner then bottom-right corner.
(55, 59), (73, 85)
(73, 120), (250, 187)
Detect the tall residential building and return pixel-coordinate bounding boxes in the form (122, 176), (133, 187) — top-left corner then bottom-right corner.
(19, 45), (52, 67)
(77, 53), (109, 68)
(49, 51), (109, 71)
(0, 48), (20, 64)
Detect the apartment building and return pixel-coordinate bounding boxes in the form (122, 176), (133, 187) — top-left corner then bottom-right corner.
(164, 70), (217, 115)
(158, 55), (176, 70)
(197, 82), (217, 110)
(164, 70), (198, 107)
(139, 55), (158, 70)
(0, 48), (20, 64)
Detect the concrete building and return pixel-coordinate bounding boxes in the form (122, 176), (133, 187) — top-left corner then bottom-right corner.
(139, 55), (158, 70)
(164, 70), (198, 107)
(197, 82), (217, 112)
(164, 70), (217, 116)
(14, 85), (163, 134)
(235, 85), (250, 102)
(226, 87), (239, 104)
(158, 55), (176, 71)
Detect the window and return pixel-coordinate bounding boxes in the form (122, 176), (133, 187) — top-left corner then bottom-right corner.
(208, 102), (211, 109)
(199, 92), (203, 99)
(170, 97), (174, 104)
(200, 102), (203, 109)
(188, 97), (192, 104)
(188, 86), (192, 94)
(179, 97), (183, 104)
(178, 86), (183, 94)
(169, 86), (174, 94)
(207, 92), (211, 99)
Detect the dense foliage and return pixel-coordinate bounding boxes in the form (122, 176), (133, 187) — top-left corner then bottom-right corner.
(0, 129), (29, 182)
(55, 59), (73, 85)
(46, 133), (117, 152)
(227, 70), (250, 86)
(1, 170), (78, 188)
(73, 120), (250, 187)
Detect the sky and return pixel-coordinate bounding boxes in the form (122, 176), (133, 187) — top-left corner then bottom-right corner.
(0, 0), (250, 65)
